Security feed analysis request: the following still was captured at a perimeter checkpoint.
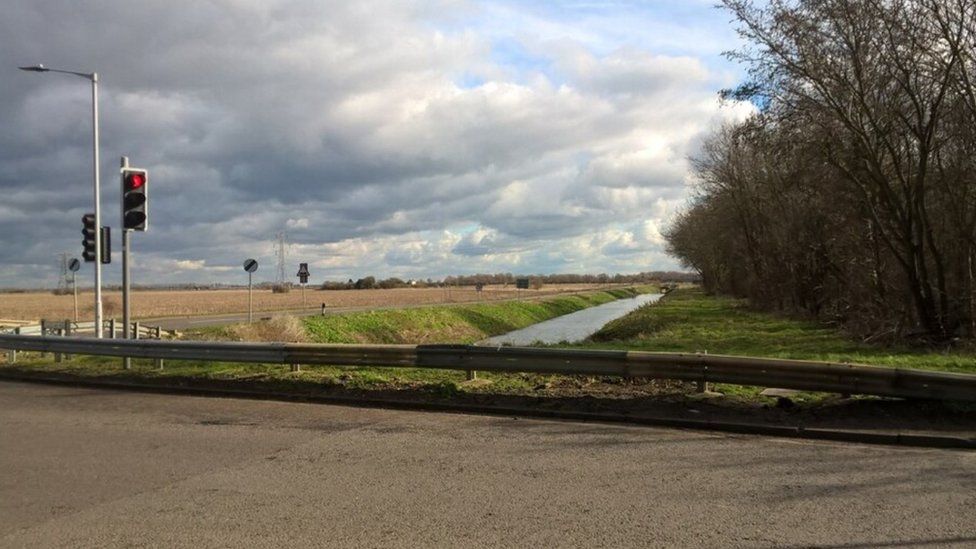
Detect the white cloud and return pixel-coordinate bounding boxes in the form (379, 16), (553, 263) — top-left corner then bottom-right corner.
(0, 0), (751, 286)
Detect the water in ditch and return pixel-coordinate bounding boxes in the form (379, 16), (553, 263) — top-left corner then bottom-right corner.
(479, 293), (663, 346)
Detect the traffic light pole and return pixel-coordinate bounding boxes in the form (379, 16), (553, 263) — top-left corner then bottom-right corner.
(18, 66), (103, 336)
(92, 73), (103, 338)
(121, 156), (131, 369)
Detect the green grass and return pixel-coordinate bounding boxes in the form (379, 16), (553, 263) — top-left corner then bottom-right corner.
(563, 287), (972, 402)
(301, 287), (646, 344)
(2, 287), (653, 396)
(582, 287), (976, 375)
(11, 286), (971, 408)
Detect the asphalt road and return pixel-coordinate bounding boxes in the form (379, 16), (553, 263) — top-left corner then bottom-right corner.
(1, 381), (974, 548)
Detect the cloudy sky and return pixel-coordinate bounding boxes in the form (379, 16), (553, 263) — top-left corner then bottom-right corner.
(0, 0), (752, 288)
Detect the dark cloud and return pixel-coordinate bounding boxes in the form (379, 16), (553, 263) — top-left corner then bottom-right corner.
(0, 0), (750, 287)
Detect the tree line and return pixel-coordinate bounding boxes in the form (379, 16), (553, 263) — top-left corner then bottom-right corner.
(319, 271), (697, 291)
(666, 0), (976, 342)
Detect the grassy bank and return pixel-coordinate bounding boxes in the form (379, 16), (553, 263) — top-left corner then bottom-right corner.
(3, 287), (652, 395)
(302, 287), (644, 344)
(584, 288), (976, 375)
(4, 286), (976, 429)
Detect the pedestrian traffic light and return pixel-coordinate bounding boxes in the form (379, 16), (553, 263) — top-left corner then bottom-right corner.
(121, 167), (148, 231)
(82, 213), (96, 262)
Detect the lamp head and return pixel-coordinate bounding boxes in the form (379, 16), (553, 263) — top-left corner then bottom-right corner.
(18, 64), (49, 72)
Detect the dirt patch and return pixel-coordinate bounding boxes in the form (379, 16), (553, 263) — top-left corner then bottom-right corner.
(231, 316), (308, 342)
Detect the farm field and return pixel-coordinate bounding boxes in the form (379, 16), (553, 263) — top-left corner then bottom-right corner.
(0, 284), (623, 322)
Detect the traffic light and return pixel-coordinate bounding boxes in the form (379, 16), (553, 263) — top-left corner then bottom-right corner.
(82, 213), (96, 262)
(121, 167), (148, 231)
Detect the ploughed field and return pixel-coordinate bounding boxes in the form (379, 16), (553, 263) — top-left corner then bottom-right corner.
(0, 284), (614, 321)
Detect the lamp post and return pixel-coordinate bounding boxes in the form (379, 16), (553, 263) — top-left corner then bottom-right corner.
(19, 64), (103, 337)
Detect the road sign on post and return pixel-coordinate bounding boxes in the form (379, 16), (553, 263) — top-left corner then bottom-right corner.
(297, 263), (310, 308)
(244, 259), (258, 323)
(68, 258), (80, 322)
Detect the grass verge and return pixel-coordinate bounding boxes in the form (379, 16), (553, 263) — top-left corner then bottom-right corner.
(586, 288), (976, 374)
(578, 287), (976, 404)
(192, 286), (648, 344)
(3, 286), (654, 396)
(3, 286), (974, 435)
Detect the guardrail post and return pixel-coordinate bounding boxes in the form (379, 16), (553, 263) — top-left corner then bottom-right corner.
(54, 325), (64, 363)
(122, 321), (140, 370)
(695, 350), (709, 393)
(290, 363), (301, 373)
(63, 319), (72, 360)
(467, 369), (477, 381)
(40, 320), (49, 359)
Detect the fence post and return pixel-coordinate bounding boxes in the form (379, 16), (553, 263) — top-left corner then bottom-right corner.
(5, 327), (18, 364)
(467, 369), (477, 381)
(109, 318), (116, 339)
(290, 363), (301, 373)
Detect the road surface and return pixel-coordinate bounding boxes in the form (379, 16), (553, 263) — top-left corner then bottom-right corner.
(1, 381), (974, 548)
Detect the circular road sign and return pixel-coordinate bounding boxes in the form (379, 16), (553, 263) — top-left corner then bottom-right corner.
(68, 258), (81, 272)
(243, 258), (259, 273)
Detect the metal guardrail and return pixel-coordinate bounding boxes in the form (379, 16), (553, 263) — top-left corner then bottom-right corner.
(1, 334), (975, 401)
(0, 320), (171, 339)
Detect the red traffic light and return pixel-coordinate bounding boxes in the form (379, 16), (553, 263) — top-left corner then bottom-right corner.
(121, 167), (149, 231)
(126, 172), (146, 189)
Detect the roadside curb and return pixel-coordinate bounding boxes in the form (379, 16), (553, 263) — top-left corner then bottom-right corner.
(1, 371), (973, 450)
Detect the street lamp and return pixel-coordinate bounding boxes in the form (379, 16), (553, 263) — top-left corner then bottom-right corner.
(19, 64), (104, 337)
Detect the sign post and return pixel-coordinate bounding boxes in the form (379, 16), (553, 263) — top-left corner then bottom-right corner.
(516, 277), (530, 300)
(68, 258), (81, 322)
(244, 259), (259, 323)
(297, 263), (310, 310)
